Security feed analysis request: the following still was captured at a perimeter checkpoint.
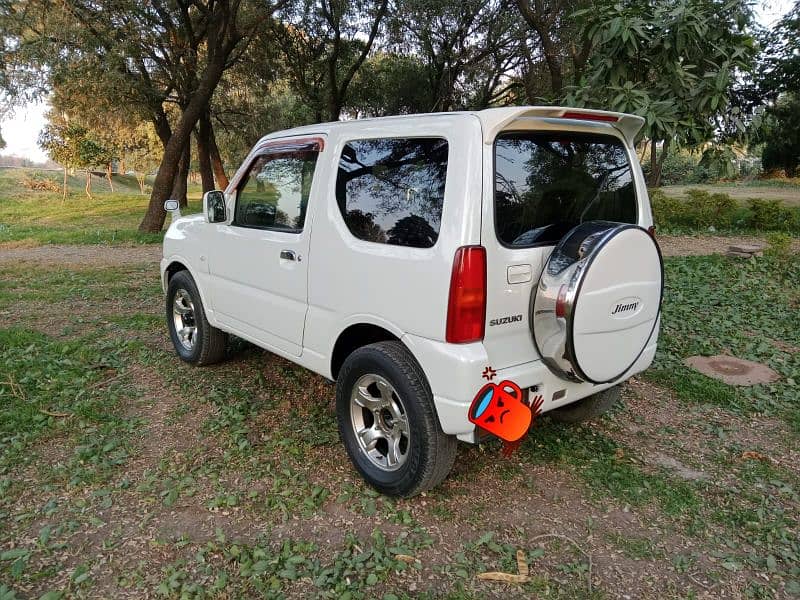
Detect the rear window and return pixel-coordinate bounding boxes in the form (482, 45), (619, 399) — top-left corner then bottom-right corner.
(494, 132), (636, 247)
(336, 137), (448, 248)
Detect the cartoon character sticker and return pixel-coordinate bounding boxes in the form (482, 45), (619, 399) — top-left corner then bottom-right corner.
(469, 379), (544, 456)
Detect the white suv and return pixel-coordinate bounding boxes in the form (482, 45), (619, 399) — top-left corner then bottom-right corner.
(161, 106), (663, 497)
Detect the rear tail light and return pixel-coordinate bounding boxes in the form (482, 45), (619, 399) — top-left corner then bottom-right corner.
(555, 284), (568, 319)
(560, 111), (619, 123)
(647, 225), (656, 239)
(446, 246), (486, 344)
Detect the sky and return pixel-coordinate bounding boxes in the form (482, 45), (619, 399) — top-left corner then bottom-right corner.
(0, 0), (795, 163)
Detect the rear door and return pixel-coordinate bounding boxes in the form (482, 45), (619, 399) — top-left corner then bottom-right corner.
(207, 136), (324, 356)
(482, 123), (641, 370)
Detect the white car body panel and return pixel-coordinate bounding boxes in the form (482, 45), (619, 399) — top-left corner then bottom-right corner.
(162, 106), (658, 443)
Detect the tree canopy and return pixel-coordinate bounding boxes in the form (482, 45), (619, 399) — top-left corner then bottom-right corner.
(0, 0), (788, 226)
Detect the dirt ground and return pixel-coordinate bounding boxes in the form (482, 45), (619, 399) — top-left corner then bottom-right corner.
(1, 239), (798, 599)
(1, 234), (795, 267)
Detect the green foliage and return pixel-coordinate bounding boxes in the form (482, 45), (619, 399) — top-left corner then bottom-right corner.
(568, 0), (756, 182)
(765, 232), (793, 258)
(648, 255), (800, 426)
(747, 198), (799, 231)
(646, 150), (711, 185)
(650, 188), (800, 232)
(0, 169), (201, 243)
(38, 122), (110, 171)
(0, 327), (131, 471)
(759, 94), (800, 178)
(651, 189), (738, 230)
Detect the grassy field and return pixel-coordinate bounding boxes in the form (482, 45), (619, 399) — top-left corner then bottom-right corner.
(661, 180), (800, 206)
(0, 168), (201, 245)
(0, 229), (798, 596)
(1, 168), (800, 245)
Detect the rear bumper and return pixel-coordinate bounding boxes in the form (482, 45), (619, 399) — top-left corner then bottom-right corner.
(402, 332), (657, 442)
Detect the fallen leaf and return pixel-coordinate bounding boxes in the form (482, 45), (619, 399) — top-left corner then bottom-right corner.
(741, 451), (771, 463)
(394, 554), (416, 563)
(516, 549), (529, 577)
(477, 572), (530, 583)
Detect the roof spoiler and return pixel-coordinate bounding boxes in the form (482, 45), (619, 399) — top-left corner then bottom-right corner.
(483, 107), (645, 146)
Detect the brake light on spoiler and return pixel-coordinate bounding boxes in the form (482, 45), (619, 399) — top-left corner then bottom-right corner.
(560, 111), (619, 123)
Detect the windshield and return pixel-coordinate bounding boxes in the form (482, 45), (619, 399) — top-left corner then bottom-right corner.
(494, 131), (637, 247)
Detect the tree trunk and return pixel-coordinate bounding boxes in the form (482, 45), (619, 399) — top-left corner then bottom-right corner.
(85, 170), (92, 198)
(649, 138), (671, 188)
(138, 52), (228, 233)
(172, 142), (191, 208)
(62, 167), (68, 201)
(196, 119), (215, 192)
(106, 163), (114, 192)
(137, 174), (146, 195)
(208, 119), (229, 189)
(648, 140), (659, 187)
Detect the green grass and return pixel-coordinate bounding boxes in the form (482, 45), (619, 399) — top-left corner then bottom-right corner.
(0, 167), (202, 245)
(1, 248), (799, 596)
(647, 254), (800, 429)
(661, 181), (800, 206)
(0, 328), (136, 478)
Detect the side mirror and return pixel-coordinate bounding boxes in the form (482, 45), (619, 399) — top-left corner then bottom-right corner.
(164, 199), (181, 218)
(204, 190), (227, 223)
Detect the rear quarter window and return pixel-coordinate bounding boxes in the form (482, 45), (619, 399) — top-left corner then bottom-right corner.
(494, 132), (637, 247)
(335, 137), (448, 249)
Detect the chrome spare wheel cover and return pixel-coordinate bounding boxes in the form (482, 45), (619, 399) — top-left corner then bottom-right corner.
(531, 222), (663, 384)
(349, 374), (410, 471)
(172, 289), (197, 351)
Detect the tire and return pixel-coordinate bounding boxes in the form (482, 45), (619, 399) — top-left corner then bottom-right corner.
(336, 341), (457, 497)
(549, 385), (620, 424)
(166, 270), (227, 366)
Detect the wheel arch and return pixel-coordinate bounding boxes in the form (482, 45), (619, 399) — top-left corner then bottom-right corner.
(330, 322), (404, 380)
(163, 260), (189, 290)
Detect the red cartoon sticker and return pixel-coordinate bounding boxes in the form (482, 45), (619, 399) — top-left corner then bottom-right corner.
(468, 380), (531, 442)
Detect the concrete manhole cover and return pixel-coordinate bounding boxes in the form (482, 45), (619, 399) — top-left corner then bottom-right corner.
(685, 355), (780, 386)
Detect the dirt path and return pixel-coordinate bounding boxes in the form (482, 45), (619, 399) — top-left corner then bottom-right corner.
(658, 234), (799, 257)
(1, 235), (796, 267)
(0, 243), (162, 266)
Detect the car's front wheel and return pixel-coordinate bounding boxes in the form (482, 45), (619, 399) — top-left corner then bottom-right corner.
(166, 270), (227, 365)
(336, 341), (457, 497)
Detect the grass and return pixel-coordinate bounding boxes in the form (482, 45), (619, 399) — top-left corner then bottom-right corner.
(0, 242), (799, 595)
(646, 254), (800, 429)
(661, 180), (800, 206)
(0, 167), (202, 245)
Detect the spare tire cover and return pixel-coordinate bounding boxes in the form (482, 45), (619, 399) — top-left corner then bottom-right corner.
(531, 222), (663, 384)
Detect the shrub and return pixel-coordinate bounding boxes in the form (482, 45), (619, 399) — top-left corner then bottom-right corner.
(19, 173), (61, 192)
(745, 198), (798, 231)
(685, 190), (737, 228)
(650, 189), (737, 230)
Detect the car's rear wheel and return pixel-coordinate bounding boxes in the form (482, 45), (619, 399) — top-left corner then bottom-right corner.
(336, 341), (457, 497)
(166, 270), (227, 365)
(549, 385), (620, 423)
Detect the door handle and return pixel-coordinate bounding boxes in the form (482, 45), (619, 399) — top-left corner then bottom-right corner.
(280, 249), (297, 261)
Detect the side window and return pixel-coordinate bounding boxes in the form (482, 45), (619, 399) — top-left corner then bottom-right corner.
(234, 150), (318, 231)
(335, 137), (448, 248)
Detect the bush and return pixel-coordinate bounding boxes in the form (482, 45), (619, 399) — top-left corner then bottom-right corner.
(642, 151), (711, 185)
(650, 189), (737, 230)
(746, 198), (798, 231)
(19, 173), (61, 192)
(685, 190), (737, 228)
(650, 189), (800, 233)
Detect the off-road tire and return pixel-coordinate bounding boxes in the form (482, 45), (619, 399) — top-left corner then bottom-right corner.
(549, 385), (621, 423)
(166, 270), (227, 366)
(336, 341), (457, 497)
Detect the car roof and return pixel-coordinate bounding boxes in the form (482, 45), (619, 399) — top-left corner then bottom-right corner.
(257, 106), (645, 146)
